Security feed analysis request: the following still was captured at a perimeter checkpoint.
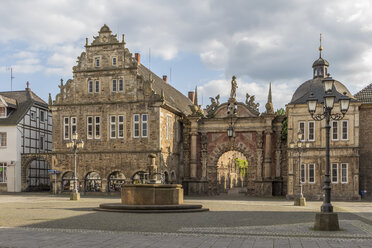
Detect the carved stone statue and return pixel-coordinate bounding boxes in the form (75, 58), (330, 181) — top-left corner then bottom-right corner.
(206, 94), (220, 118)
(230, 76), (238, 99)
(245, 94), (260, 111)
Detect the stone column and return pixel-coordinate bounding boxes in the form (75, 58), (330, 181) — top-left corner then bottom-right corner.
(256, 131), (263, 180)
(189, 118), (199, 179)
(201, 133), (208, 180)
(275, 137), (281, 178)
(264, 130), (272, 179)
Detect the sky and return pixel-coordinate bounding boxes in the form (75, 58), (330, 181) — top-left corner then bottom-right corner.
(1, 0), (372, 112)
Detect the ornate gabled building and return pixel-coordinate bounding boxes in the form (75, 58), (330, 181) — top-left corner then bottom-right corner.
(48, 25), (192, 193)
(286, 47), (360, 200)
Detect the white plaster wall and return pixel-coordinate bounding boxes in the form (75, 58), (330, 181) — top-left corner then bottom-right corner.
(0, 125), (21, 192)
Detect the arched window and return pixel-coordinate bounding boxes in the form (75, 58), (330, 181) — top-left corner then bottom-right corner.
(62, 171), (75, 191)
(108, 171), (126, 192)
(84, 172), (102, 192)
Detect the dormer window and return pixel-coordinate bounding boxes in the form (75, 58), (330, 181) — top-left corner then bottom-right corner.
(0, 107), (6, 118)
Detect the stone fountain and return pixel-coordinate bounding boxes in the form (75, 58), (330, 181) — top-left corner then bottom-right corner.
(95, 154), (208, 213)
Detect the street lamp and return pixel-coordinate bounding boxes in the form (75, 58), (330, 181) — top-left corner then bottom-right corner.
(227, 101), (237, 138)
(306, 75), (350, 231)
(66, 132), (84, 200)
(289, 130), (310, 206)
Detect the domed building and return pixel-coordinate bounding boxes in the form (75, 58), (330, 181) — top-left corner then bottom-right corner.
(286, 48), (361, 200)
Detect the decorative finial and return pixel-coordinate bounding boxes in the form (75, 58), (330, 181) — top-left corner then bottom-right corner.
(60, 78), (63, 87)
(26, 81), (29, 89)
(268, 82), (272, 103)
(265, 82), (274, 114)
(86, 38), (88, 46)
(194, 86), (198, 106)
(319, 33), (323, 58)
(48, 93), (52, 105)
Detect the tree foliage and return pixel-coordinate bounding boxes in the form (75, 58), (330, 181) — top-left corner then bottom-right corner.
(235, 158), (248, 177)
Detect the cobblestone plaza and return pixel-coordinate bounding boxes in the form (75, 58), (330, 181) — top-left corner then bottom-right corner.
(0, 193), (371, 247)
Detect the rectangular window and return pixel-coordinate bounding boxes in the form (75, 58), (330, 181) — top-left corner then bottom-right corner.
(94, 57), (100, 67)
(118, 79), (124, 92)
(142, 114), (148, 137)
(71, 117), (77, 136)
(118, 115), (124, 138)
(88, 81), (93, 93)
(331, 163), (338, 183)
(110, 115), (116, 139)
(40, 110), (45, 122)
(112, 57), (117, 66)
(166, 115), (172, 140)
(63, 117), (69, 140)
(87, 116), (93, 139)
(95, 81), (100, 93)
(341, 163), (348, 183)
(133, 114), (140, 138)
(331, 121), (338, 140)
(39, 136), (44, 150)
(300, 163), (306, 183)
(308, 163), (315, 183)
(112, 79), (117, 92)
(95, 116), (101, 139)
(31, 111), (35, 120)
(0, 107), (6, 117)
(0, 132), (7, 147)
(298, 121), (305, 141)
(341, 120), (348, 140)
(308, 121), (315, 141)
(0, 162), (7, 183)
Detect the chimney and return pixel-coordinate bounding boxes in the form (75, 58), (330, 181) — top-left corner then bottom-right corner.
(162, 75), (168, 83)
(26, 81), (30, 91)
(135, 53), (140, 65)
(188, 91), (195, 104)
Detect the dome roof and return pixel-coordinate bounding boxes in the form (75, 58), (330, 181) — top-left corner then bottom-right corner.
(312, 57), (329, 67)
(290, 77), (355, 105)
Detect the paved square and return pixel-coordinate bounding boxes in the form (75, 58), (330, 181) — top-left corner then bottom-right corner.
(0, 193), (371, 247)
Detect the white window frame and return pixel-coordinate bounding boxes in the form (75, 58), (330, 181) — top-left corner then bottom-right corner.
(112, 57), (117, 66)
(112, 79), (117, 92)
(87, 116), (93, 139)
(118, 79), (124, 92)
(63, 117), (69, 140)
(331, 163), (338, 183)
(0, 162), (7, 183)
(300, 163), (306, 183)
(0, 107), (6, 118)
(331, 121), (339, 141)
(142, 114), (148, 138)
(95, 80), (100, 93)
(0, 132), (7, 147)
(110, 115), (116, 139)
(88, 81), (93, 93)
(308, 121), (315, 141)
(118, 115), (124, 139)
(95, 116), (101, 139)
(308, 163), (315, 183)
(341, 163), (348, 184)
(298, 121), (305, 141)
(133, 114), (140, 138)
(341, 120), (348, 141)
(71, 117), (77, 136)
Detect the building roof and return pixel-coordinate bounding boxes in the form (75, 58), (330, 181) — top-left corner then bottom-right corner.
(289, 77), (355, 105)
(312, 57), (329, 67)
(138, 64), (193, 115)
(0, 90), (48, 126)
(354, 83), (372, 103)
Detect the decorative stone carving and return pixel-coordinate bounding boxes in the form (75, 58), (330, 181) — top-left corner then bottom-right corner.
(256, 131), (263, 149)
(256, 149), (263, 180)
(205, 95), (220, 118)
(245, 93), (260, 111)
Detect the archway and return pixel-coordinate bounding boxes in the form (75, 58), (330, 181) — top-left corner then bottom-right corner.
(62, 171), (75, 191)
(108, 171), (126, 192)
(217, 151), (248, 194)
(84, 172), (102, 192)
(26, 158), (50, 191)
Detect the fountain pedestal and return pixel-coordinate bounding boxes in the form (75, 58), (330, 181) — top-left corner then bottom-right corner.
(121, 184), (183, 205)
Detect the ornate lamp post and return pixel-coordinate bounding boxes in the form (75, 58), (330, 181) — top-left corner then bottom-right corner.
(66, 133), (84, 200)
(307, 75), (350, 231)
(289, 130), (310, 206)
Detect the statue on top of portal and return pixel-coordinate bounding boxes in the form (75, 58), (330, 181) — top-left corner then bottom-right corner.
(230, 76), (238, 99)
